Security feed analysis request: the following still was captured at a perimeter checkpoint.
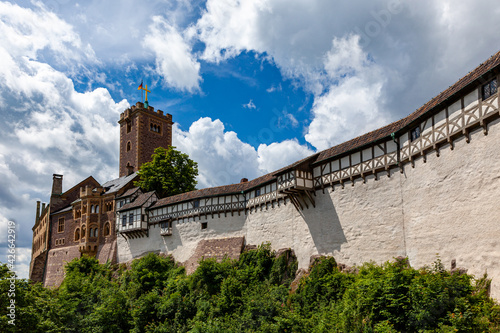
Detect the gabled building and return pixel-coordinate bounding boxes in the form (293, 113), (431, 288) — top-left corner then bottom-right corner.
(29, 102), (173, 287)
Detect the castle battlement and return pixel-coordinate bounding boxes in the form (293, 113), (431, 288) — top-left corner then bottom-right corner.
(119, 101), (173, 124)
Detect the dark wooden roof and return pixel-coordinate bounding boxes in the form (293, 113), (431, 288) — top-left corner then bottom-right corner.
(118, 191), (157, 212)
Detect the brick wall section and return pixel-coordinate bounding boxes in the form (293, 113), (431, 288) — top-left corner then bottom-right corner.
(50, 211), (75, 250)
(137, 112), (172, 169)
(44, 245), (81, 287)
(119, 102), (173, 177)
(183, 237), (245, 274)
(119, 114), (139, 177)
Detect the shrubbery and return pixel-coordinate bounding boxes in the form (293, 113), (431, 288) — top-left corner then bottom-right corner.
(1, 245), (499, 332)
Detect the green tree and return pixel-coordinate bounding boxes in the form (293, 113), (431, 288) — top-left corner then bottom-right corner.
(135, 146), (198, 198)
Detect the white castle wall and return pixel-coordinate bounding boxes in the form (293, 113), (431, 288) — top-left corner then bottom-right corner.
(117, 105), (500, 300)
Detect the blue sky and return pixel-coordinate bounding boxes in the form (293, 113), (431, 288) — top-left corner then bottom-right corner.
(1, 0), (500, 278)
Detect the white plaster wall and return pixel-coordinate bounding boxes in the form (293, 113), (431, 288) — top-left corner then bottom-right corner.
(117, 213), (246, 264)
(401, 119), (500, 300)
(117, 118), (500, 299)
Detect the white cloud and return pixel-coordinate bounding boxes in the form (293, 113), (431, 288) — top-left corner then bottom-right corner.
(257, 140), (313, 173)
(143, 16), (201, 92)
(173, 118), (260, 188)
(0, 2), (128, 277)
(305, 35), (389, 150)
(243, 99), (256, 109)
(266, 83), (282, 93)
(173, 117), (313, 187)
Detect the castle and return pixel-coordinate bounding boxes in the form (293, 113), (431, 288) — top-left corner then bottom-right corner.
(30, 51), (500, 299)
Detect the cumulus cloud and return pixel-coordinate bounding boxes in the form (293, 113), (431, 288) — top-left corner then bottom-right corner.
(257, 140), (314, 173)
(305, 35), (389, 150)
(143, 16), (201, 92)
(0, 2), (128, 276)
(173, 118), (260, 187)
(173, 117), (313, 187)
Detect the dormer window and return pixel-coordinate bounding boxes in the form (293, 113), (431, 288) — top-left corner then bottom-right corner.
(482, 78), (498, 100)
(410, 126), (421, 142)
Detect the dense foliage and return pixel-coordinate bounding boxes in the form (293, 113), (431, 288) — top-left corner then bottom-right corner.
(135, 146), (198, 198)
(1, 247), (499, 332)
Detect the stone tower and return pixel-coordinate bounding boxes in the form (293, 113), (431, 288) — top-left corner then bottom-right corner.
(118, 101), (173, 177)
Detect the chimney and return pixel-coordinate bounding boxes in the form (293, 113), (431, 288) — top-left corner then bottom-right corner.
(52, 174), (63, 195)
(126, 165), (135, 176)
(42, 203), (46, 212)
(36, 201), (41, 223)
(240, 178), (248, 183)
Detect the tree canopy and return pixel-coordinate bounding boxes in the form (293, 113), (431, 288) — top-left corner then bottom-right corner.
(2, 250), (500, 332)
(135, 146), (198, 198)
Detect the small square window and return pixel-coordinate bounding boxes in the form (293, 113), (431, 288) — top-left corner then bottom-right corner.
(482, 78), (498, 100)
(255, 189), (261, 197)
(410, 127), (421, 142)
(201, 222), (207, 230)
(193, 200), (200, 208)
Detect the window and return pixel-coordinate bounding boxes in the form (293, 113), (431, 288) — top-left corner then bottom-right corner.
(150, 123), (161, 134)
(58, 218), (65, 233)
(126, 141), (131, 152)
(95, 205), (99, 214)
(482, 78), (498, 100)
(74, 228), (80, 241)
(193, 200), (200, 208)
(89, 228), (94, 238)
(90, 205), (95, 213)
(94, 228), (98, 237)
(121, 215), (127, 227)
(410, 126), (421, 142)
(129, 213), (134, 225)
(255, 189), (261, 197)
(201, 222), (207, 230)
(104, 223), (110, 236)
(126, 121), (131, 133)
(82, 226), (86, 238)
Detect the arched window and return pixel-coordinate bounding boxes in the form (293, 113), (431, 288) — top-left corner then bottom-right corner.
(94, 228), (99, 237)
(104, 223), (110, 236)
(74, 228), (80, 241)
(90, 205), (95, 214)
(89, 228), (94, 238)
(95, 205), (99, 214)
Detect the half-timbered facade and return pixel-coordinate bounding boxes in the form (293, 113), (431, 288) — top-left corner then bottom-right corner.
(117, 51), (500, 298)
(32, 51), (500, 297)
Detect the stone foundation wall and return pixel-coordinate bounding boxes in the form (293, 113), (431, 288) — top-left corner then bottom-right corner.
(44, 245), (81, 287)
